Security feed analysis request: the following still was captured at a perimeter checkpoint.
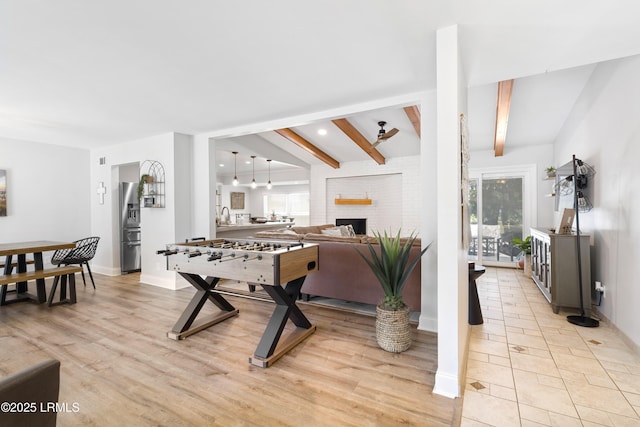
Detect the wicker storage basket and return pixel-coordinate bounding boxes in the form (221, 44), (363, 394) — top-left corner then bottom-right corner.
(376, 305), (411, 353)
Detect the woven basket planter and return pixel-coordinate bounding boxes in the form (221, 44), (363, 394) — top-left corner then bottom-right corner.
(376, 305), (411, 353)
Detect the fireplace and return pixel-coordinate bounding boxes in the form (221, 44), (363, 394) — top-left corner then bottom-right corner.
(336, 218), (367, 235)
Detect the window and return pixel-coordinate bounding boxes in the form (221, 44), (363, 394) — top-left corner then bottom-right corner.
(264, 194), (287, 216)
(468, 165), (536, 267)
(263, 192), (310, 225)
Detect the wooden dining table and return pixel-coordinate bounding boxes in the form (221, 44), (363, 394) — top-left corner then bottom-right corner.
(0, 240), (76, 305)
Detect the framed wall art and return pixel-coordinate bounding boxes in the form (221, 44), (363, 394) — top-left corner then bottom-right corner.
(0, 169), (6, 217)
(230, 192), (245, 210)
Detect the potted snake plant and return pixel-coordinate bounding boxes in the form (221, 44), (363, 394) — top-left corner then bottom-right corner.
(356, 230), (431, 352)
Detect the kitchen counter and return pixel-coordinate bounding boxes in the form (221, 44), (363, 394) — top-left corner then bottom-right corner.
(216, 221), (294, 238)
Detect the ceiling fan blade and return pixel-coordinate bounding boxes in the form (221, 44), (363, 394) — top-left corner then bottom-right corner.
(380, 128), (399, 140)
(369, 139), (383, 150)
(369, 122), (398, 150)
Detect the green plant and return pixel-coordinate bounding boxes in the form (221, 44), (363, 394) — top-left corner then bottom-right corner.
(511, 236), (531, 255)
(356, 230), (431, 311)
(138, 174), (151, 200)
(546, 166), (556, 173)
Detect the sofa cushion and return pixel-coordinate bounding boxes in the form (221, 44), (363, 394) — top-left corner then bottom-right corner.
(362, 235), (422, 246)
(321, 227), (343, 237)
(320, 224), (357, 237)
(253, 229), (301, 240)
(292, 224), (334, 235)
(302, 233), (363, 243)
(343, 224), (356, 237)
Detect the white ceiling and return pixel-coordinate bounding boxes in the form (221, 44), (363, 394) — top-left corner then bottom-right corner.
(218, 105), (422, 174)
(2, 1), (640, 172)
(467, 63), (598, 151)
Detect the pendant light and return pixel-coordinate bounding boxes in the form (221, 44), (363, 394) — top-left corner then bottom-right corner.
(250, 155), (257, 189)
(232, 151), (239, 186)
(266, 159), (272, 190)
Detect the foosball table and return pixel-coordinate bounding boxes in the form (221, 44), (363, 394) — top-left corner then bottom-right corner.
(158, 238), (319, 367)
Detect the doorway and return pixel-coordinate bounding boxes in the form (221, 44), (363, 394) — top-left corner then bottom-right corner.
(117, 162), (141, 273)
(468, 166), (536, 267)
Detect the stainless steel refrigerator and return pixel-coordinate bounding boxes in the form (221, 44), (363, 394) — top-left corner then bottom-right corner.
(119, 182), (141, 273)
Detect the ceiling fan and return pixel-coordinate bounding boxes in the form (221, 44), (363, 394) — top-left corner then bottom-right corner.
(370, 121), (399, 149)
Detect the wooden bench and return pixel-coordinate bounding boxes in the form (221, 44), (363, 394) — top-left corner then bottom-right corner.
(0, 266), (82, 306)
(0, 259), (35, 269)
(47, 266), (83, 306)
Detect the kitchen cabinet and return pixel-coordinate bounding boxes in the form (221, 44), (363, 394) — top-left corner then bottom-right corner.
(530, 227), (592, 315)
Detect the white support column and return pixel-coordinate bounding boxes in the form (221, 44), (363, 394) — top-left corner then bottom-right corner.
(419, 90), (438, 332)
(191, 135), (217, 239)
(433, 24), (470, 398)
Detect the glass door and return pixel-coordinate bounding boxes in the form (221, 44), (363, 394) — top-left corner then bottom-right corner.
(468, 167), (535, 267)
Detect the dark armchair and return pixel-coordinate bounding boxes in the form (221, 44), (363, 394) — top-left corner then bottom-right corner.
(0, 359), (61, 427)
(51, 236), (100, 289)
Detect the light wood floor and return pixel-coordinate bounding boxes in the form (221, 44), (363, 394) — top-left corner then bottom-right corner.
(0, 273), (461, 426)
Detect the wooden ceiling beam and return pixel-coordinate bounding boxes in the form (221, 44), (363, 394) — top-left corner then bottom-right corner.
(331, 118), (386, 165)
(403, 105), (421, 138)
(274, 128), (340, 169)
(494, 79), (514, 157)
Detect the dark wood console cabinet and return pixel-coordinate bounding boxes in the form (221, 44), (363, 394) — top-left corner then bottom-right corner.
(530, 227), (592, 315)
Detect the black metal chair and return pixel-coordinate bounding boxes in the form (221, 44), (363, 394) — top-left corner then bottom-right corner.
(51, 237), (100, 289)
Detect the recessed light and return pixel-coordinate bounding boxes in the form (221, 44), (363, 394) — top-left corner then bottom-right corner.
(245, 160), (251, 164)
(317, 128), (327, 136)
(219, 163), (225, 167)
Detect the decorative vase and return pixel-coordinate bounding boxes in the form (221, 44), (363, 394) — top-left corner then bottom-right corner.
(376, 305), (411, 353)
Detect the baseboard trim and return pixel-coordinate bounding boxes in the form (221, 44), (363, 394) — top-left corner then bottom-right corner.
(418, 313), (437, 332)
(90, 265), (121, 276)
(433, 370), (460, 398)
(139, 273), (178, 290)
(592, 307), (640, 355)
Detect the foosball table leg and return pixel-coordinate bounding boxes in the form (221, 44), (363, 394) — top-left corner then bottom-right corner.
(249, 276), (316, 367)
(167, 274), (239, 340)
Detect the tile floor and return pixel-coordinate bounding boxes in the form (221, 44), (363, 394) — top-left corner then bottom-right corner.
(460, 267), (640, 427)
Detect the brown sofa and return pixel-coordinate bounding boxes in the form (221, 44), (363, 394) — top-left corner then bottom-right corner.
(252, 225), (422, 311)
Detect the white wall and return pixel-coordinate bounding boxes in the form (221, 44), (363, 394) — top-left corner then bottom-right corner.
(326, 174), (402, 235)
(119, 163), (139, 183)
(172, 133), (193, 245)
(217, 165), (309, 188)
(217, 185), (253, 224)
(90, 133), (192, 289)
(191, 135), (216, 239)
(0, 138), (91, 256)
(419, 90), (439, 334)
(310, 156), (421, 235)
(554, 54), (640, 349)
